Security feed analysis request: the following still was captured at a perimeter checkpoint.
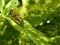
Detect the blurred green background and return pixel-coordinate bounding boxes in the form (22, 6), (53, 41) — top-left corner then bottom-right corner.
(0, 0), (60, 45)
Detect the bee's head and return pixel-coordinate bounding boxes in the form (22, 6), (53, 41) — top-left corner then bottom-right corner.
(9, 10), (18, 17)
(9, 10), (14, 15)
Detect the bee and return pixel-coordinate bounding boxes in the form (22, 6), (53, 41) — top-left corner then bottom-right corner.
(9, 10), (24, 28)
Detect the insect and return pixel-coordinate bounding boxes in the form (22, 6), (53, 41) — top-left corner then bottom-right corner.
(9, 10), (24, 28)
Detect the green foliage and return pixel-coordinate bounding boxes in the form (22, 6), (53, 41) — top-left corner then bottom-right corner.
(0, 0), (60, 45)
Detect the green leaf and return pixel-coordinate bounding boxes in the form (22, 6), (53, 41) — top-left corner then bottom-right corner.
(0, 0), (3, 11)
(6, 17), (49, 45)
(40, 0), (45, 6)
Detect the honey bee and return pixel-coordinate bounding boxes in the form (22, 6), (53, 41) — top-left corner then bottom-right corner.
(10, 10), (24, 27)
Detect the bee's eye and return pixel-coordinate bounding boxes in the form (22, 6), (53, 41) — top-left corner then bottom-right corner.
(9, 10), (14, 15)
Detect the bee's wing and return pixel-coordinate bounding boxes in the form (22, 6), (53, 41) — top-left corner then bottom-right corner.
(19, 17), (24, 27)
